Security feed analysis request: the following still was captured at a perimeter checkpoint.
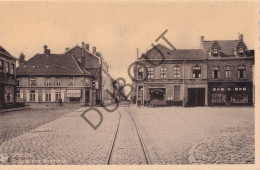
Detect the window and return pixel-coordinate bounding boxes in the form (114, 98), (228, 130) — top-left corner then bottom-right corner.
(85, 78), (90, 86)
(10, 64), (14, 74)
(30, 90), (35, 102)
(147, 67), (154, 79)
(46, 93), (51, 102)
(56, 92), (61, 101)
(16, 89), (21, 98)
(56, 78), (61, 86)
(160, 67), (167, 78)
(0, 60), (3, 73)
(174, 86), (181, 100)
(238, 65), (246, 78)
(213, 49), (218, 56)
(138, 68), (144, 79)
(193, 66), (201, 78)
(225, 66), (231, 79)
(239, 48), (244, 56)
(30, 77), (36, 86)
(212, 66), (220, 79)
(46, 78), (52, 86)
(17, 79), (20, 86)
(5, 62), (9, 74)
(69, 77), (74, 86)
(173, 66), (181, 78)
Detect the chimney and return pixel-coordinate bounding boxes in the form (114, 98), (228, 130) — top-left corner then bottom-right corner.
(86, 44), (89, 51)
(200, 36), (204, 49)
(43, 45), (48, 54)
(81, 42), (85, 67)
(65, 48), (69, 52)
(93, 47), (96, 54)
(239, 34), (243, 41)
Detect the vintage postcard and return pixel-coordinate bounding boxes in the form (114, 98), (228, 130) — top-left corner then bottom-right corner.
(0, 0), (259, 170)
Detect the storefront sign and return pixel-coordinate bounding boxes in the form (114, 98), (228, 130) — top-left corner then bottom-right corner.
(147, 84), (166, 87)
(67, 89), (81, 97)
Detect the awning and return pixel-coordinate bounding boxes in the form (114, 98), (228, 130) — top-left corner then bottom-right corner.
(67, 89), (81, 98)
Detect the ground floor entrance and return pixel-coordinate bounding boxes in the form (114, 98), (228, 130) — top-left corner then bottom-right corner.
(187, 88), (205, 106)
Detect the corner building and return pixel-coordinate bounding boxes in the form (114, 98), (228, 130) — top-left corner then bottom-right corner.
(134, 44), (208, 106)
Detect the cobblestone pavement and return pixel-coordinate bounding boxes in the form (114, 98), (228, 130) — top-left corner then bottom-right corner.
(0, 107), (119, 165)
(126, 106), (254, 164)
(0, 106), (80, 145)
(108, 108), (147, 164)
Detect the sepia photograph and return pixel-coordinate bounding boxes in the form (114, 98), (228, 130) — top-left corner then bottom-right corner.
(0, 0), (259, 169)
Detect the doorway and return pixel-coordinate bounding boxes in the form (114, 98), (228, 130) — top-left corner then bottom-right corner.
(187, 88), (205, 106)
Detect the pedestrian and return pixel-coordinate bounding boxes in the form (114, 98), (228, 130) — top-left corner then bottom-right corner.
(58, 97), (62, 106)
(137, 100), (141, 107)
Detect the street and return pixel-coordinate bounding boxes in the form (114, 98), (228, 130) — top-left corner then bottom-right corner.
(0, 105), (254, 164)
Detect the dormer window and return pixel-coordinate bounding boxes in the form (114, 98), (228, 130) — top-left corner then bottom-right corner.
(213, 49), (218, 56)
(239, 48), (244, 56)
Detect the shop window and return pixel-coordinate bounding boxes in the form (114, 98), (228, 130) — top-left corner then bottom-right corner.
(46, 78), (52, 86)
(193, 66), (201, 78)
(160, 67), (167, 78)
(212, 66), (220, 79)
(231, 93), (248, 103)
(46, 93), (51, 102)
(238, 65), (246, 78)
(56, 78), (61, 86)
(147, 67), (154, 79)
(56, 92), (61, 101)
(174, 86), (181, 100)
(138, 67), (144, 79)
(30, 90), (35, 101)
(212, 93), (226, 103)
(173, 66), (181, 78)
(30, 77), (36, 86)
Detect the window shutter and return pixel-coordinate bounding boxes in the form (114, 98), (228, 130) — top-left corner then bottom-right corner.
(217, 71), (220, 78)
(26, 90), (30, 102)
(20, 90), (24, 100)
(51, 89), (55, 102)
(212, 71), (214, 78)
(35, 90), (38, 102)
(61, 89), (65, 102)
(42, 90), (45, 102)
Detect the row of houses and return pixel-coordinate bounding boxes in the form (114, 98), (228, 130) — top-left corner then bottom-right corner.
(0, 42), (119, 109)
(133, 34), (255, 106)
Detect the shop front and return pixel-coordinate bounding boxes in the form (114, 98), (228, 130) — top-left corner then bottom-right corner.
(67, 89), (82, 102)
(208, 82), (253, 106)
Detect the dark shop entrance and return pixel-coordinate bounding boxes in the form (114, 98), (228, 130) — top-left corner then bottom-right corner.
(187, 88), (205, 106)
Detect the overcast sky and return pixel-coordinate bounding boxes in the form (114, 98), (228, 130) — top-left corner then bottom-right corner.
(0, 1), (258, 85)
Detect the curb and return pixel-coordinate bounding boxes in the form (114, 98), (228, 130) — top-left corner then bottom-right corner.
(0, 107), (30, 113)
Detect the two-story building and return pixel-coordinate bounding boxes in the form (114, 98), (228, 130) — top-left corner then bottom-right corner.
(134, 44), (208, 106)
(201, 34), (254, 106)
(16, 46), (95, 105)
(0, 45), (17, 109)
(65, 42), (115, 105)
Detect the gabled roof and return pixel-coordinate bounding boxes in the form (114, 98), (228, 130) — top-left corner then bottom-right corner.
(0, 45), (17, 60)
(203, 40), (239, 56)
(138, 44), (207, 61)
(86, 68), (100, 79)
(17, 53), (91, 76)
(65, 45), (100, 59)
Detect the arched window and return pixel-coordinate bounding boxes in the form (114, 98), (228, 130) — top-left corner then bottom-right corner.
(173, 66), (181, 78)
(212, 66), (220, 79)
(225, 66), (231, 79)
(238, 65), (246, 78)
